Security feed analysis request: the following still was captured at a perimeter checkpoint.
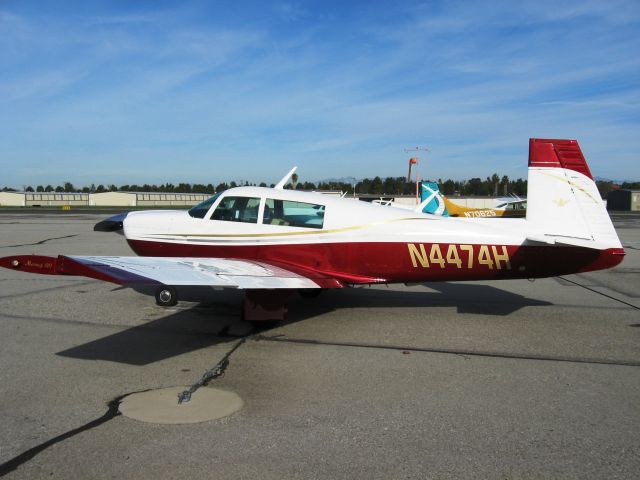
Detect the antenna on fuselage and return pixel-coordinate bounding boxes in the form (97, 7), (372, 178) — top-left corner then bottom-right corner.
(275, 166), (298, 190)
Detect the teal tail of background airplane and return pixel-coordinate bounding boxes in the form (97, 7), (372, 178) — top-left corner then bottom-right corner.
(419, 182), (449, 216)
(0, 138), (625, 321)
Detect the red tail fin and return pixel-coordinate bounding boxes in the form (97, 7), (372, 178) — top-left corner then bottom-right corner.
(528, 138), (593, 180)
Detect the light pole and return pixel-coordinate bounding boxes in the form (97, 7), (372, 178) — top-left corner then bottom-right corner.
(404, 146), (429, 203)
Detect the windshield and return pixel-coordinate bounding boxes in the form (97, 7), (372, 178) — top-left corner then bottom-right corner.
(188, 192), (222, 219)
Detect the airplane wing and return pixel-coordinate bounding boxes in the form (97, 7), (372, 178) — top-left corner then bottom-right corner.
(0, 255), (341, 289)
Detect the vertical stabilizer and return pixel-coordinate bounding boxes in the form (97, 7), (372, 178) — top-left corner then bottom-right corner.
(418, 182), (449, 216)
(526, 138), (621, 249)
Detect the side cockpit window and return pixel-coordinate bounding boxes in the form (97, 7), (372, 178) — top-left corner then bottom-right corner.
(263, 198), (324, 229)
(211, 196), (261, 224)
(188, 192), (222, 219)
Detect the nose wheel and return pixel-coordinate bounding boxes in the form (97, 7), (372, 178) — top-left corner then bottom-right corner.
(155, 286), (178, 307)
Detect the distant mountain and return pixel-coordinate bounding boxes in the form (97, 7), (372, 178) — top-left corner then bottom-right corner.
(595, 176), (629, 184)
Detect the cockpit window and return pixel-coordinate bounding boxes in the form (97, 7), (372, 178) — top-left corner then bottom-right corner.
(506, 201), (527, 211)
(498, 201), (527, 211)
(263, 198), (325, 229)
(211, 196), (261, 224)
(188, 192), (222, 219)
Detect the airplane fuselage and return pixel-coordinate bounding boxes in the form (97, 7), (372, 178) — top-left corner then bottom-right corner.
(122, 187), (624, 286)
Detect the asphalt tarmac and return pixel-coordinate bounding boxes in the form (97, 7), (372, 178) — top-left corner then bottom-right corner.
(0, 212), (638, 479)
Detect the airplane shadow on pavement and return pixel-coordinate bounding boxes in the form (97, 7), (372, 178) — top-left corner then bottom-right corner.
(288, 281), (551, 319)
(57, 282), (550, 366)
(57, 288), (245, 366)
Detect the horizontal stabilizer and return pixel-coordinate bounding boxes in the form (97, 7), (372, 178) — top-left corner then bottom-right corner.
(525, 234), (606, 247)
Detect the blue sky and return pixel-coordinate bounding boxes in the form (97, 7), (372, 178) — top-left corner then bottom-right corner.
(1, 0), (639, 188)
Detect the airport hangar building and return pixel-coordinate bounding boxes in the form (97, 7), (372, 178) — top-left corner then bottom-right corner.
(0, 191), (210, 207)
(607, 189), (640, 212)
(2, 190), (502, 209)
(3, 190), (636, 210)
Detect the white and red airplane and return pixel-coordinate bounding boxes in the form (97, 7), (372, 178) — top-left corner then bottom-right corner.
(0, 139), (625, 321)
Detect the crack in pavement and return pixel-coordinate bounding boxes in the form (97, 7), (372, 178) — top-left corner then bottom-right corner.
(0, 390), (149, 477)
(253, 335), (640, 368)
(178, 336), (247, 403)
(0, 234), (78, 249)
(0, 320), (636, 475)
(0, 335), (251, 475)
(558, 276), (639, 310)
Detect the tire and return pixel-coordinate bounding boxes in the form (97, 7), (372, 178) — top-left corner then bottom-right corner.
(155, 286), (178, 307)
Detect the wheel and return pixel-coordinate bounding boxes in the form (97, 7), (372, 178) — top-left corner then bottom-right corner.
(155, 286), (178, 307)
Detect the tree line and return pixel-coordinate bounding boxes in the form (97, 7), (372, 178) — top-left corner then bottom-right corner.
(2, 177), (639, 198)
(1, 175), (527, 197)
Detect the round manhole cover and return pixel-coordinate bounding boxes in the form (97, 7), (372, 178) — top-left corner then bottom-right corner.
(120, 387), (243, 424)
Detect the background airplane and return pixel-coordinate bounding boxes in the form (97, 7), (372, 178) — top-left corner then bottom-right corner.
(441, 194), (526, 218)
(0, 139), (624, 321)
(376, 181), (525, 218)
(419, 182), (526, 218)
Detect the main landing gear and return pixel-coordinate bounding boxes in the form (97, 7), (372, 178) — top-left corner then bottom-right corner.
(242, 289), (292, 322)
(153, 286), (290, 322)
(155, 286), (178, 307)
(153, 287), (321, 323)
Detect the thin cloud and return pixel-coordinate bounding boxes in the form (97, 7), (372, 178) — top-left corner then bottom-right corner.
(1, 1), (639, 187)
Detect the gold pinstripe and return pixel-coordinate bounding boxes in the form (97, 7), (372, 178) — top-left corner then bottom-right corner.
(155, 217), (429, 239)
(539, 171), (600, 204)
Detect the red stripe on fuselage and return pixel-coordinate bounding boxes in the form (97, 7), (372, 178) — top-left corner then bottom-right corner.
(126, 239), (624, 284)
